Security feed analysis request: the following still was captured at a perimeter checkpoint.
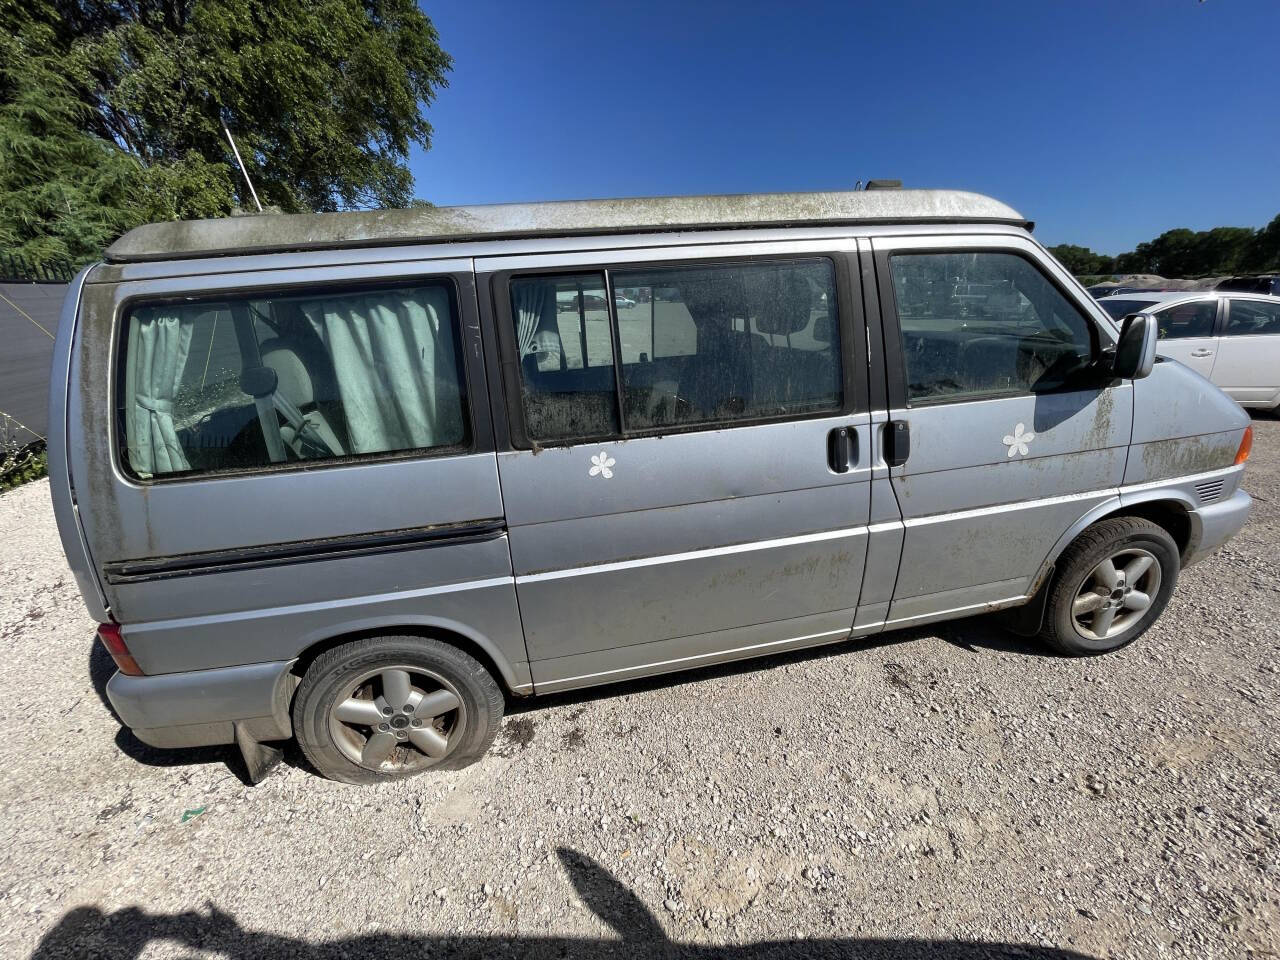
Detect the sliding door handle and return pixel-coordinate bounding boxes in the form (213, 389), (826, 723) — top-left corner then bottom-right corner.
(827, 426), (856, 473)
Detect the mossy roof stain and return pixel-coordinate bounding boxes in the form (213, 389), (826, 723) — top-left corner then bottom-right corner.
(106, 189), (1028, 263)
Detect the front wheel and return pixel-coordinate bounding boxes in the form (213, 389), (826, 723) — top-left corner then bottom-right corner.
(293, 636), (503, 784)
(1038, 517), (1179, 656)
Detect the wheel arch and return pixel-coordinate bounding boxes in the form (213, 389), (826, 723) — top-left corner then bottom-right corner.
(289, 616), (531, 696)
(1032, 493), (1198, 594)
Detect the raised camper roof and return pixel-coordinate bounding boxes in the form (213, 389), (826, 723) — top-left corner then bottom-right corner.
(105, 189), (1029, 264)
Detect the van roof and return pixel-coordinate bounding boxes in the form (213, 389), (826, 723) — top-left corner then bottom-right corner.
(104, 189), (1029, 263)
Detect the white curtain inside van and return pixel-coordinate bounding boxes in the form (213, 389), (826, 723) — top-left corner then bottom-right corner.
(299, 286), (463, 454)
(123, 308), (195, 476)
(513, 281), (547, 357)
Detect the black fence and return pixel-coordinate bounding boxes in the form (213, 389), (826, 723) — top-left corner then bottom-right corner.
(0, 252), (76, 283)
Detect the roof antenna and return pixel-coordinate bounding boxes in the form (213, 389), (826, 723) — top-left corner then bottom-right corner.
(223, 124), (263, 213)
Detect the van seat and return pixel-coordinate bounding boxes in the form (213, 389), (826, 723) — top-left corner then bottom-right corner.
(260, 342), (346, 457)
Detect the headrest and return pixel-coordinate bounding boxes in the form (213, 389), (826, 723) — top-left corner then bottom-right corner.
(260, 342), (316, 406)
(679, 278), (745, 326)
(751, 270), (813, 336)
(812, 313), (833, 343)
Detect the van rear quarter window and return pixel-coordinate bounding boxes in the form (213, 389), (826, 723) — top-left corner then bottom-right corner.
(117, 281), (469, 480)
(890, 251), (1095, 404)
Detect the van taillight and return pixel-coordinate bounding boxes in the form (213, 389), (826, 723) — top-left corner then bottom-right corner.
(97, 622), (143, 676)
(1234, 425), (1253, 465)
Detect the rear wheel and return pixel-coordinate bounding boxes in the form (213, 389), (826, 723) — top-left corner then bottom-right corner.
(293, 636), (503, 784)
(1038, 517), (1179, 656)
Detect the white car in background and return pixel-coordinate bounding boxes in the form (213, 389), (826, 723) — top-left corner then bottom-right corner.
(1097, 291), (1280, 410)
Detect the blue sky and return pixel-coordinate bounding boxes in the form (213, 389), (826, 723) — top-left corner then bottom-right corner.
(410, 0), (1280, 255)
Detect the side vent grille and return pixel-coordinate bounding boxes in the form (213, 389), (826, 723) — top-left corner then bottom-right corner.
(1195, 478), (1226, 504)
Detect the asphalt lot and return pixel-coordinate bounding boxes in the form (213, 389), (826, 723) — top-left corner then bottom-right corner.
(0, 282), (65, 443)
(0, 416), (1276, 959)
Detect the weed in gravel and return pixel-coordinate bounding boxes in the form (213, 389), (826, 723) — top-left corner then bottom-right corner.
(1, 411), (47, 492)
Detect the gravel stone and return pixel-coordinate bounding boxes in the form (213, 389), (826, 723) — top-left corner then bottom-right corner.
(0, 416), (1277, 958)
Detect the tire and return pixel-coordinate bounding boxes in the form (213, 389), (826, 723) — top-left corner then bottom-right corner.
(1037, 517), (1179, 657)
(293, 636), (503, 785)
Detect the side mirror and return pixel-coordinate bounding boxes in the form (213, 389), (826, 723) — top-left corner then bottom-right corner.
(1112, 312), (1158, 379)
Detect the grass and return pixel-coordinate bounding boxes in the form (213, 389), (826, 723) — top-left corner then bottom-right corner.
(1, 412), (48, 492)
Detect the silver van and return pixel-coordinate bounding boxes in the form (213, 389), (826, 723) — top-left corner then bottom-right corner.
(49, 190), (1254, 784)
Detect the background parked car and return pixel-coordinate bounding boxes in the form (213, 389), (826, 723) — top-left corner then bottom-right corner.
(1216, 275), (1280, 297)
(1097, 291), (1280, 410)
(1089, 285), (1176, 299)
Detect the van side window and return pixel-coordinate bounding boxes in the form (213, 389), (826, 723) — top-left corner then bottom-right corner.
(890, 252), (1096, 404)
(611, 260), (840, 429)
(118, 282), (469, 479)
(1224, 299), (1280, 336)
(1153, 301), (1217, 339)
(509, 273), (621, 442)
(509, 260), (840, 442)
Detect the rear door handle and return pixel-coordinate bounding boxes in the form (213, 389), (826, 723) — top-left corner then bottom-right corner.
(1190, 348), (1214, 357)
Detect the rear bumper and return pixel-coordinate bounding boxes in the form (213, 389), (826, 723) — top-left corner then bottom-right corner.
(1186, 488), (1253, 567)
(106, 659), (296, 749)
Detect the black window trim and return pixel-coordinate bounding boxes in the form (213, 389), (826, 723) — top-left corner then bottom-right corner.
(112, 274), (483, 485)
(875, 245), (1106, 410)
(489, 251), (863, 450)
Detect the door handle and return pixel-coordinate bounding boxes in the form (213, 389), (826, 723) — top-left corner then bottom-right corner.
(827, 426), (856, 473)
(1190, 348), (1214, 357)
(884, 420), (911, 467)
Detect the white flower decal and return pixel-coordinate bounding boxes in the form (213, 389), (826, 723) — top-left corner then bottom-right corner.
(1002, 422), (1035, 458)
(589, 450), (616, 479)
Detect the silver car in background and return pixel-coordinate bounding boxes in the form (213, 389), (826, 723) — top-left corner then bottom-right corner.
(1098, 291), (1280, 410)
(49, 190), (1254, 784)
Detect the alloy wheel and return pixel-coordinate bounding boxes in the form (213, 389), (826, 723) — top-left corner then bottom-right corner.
(1070, 547), (1162, 643)
(327, 666), (465, 772)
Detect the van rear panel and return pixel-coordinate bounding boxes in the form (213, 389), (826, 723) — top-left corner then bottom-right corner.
(59, 259), (531, 691)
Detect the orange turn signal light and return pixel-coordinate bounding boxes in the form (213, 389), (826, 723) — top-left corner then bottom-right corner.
(1234, 425), (1253, 466)
(97, 622), (143, 676)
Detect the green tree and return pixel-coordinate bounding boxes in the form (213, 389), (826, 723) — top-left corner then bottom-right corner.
(1053, 217), (1279, 280)
(1, 0), (451, 266)
(1243, 214), (1280, 272)
(1047, 244), (1115, 276)
(0, 18), (208, 266)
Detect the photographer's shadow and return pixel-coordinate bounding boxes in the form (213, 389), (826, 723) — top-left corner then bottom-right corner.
(32, 847), (1097, 960)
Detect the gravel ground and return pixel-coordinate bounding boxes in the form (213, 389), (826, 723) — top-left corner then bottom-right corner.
(0, 418), (1276, 960)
